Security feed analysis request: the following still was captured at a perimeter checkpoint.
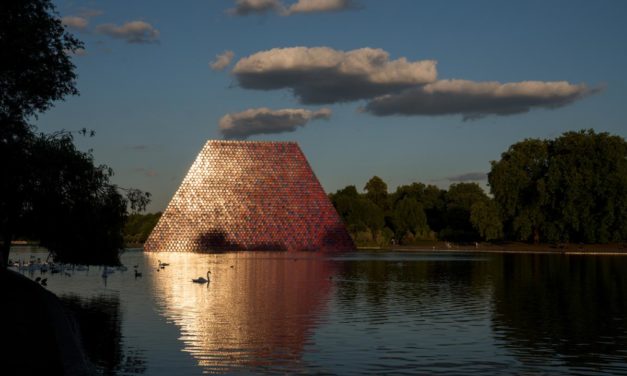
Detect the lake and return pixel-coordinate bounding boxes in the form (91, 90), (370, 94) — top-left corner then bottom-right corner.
(11, 248), (627, 375)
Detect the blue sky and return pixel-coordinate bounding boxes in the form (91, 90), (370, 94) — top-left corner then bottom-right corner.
(39, 0), (627, 211)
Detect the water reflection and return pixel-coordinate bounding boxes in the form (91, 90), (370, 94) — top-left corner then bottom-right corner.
(146, 252), (337, 374)
(321, 253), (502, 374)
(10, 247), (627, 375)
(60, 294), (147, 375)
(491, 254), (627, 373)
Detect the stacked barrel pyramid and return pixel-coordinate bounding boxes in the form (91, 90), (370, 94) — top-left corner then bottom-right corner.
(144, 140), (355, 252)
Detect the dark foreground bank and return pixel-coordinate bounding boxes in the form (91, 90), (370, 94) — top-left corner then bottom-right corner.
(0, 269), (94, 375)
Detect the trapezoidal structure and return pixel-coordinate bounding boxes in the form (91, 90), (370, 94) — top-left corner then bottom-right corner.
(144, 140), (355, 252)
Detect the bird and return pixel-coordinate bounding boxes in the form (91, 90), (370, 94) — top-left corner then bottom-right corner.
(134, 269), (142, 278)
(192, 271), (211, 284)
(40, 278), (48, 286)
(34, 277), (41, 283)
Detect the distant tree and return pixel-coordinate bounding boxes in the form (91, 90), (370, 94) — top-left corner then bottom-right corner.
(124, 212), (162, 245)
(489, 130), (627, 243)
(351, 198), (385, 240)
(543, 130), (627, 242)
(441, 183), (491, 242)
(470, 200), (503, 241)
(489, 138), (549, 243)
(330, 185), (385, 245)
(364, 176), (389, 210)
(391, 197), (430, 243)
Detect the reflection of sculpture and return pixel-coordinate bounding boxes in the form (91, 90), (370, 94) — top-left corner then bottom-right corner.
(147, 252), (336, 373)
(145, 140), (354, 252)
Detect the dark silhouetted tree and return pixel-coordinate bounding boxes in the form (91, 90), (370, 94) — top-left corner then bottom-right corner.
(0, 1), (149, 266)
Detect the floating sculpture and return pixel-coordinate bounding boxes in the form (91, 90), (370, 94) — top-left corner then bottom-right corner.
(144, 140), (355, 252)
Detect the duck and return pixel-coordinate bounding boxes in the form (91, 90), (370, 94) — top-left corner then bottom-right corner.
(192, 271), (211, 284)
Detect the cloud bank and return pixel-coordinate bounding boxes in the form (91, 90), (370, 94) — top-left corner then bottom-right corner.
(364, 79), (598, 120)
(96, 21), (160, 44)
(210, 50), (235, 71)
(228, 0), (361, 16)
(232, 47), (437, 104)
(219, 107), (331, 139)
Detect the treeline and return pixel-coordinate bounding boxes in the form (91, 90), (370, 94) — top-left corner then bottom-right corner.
(331, 130), (627, 246)
(124, 212), (162, 246)
(330, 178), (498, 247)
(121, 130), (626, 249)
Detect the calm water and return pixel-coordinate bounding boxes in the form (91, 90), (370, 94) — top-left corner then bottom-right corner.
(12, 248), (627, 375)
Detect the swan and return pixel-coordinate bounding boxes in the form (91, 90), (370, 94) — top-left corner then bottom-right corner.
(192, 271), (210, 284)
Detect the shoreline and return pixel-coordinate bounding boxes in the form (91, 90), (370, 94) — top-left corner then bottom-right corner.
(360, 241), (627, 256)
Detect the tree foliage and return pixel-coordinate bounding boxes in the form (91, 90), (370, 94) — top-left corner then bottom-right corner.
(470, 200), (503, 241)
(0, 0), (149, 266)
(0, 0), (82, 121)
(364, 176), (388, 210)
(124, 212), (162, 245)
(331, 177), (494, 246)
(488, 138), (548, 242)
(489, 130), (627, 243)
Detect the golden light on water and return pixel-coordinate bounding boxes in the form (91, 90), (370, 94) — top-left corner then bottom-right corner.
(145, 252), (337, 373)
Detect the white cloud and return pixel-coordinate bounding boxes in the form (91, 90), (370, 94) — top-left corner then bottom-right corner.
(61, 16), (88, 30)
(227, 0), (286, 16)
(210, 50), (235, 71)
(219, 107), (331, 139)
(61, 9), (103, 31)
(232, 47), (437, 103)
(96, 21), (160, 44)
(288, 0), (361, 14)
(364, 79), (599, 119)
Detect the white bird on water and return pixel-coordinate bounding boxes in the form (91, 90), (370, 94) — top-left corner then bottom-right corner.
(192, 271), (211, 284)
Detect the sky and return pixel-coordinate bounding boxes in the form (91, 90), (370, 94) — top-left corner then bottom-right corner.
(39, 0), (627, 212)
